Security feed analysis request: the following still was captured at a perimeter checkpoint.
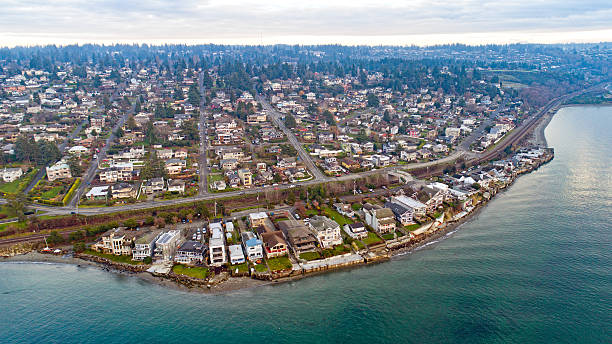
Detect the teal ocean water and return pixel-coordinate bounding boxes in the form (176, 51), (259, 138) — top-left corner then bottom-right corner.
(1, 106), (610, 344)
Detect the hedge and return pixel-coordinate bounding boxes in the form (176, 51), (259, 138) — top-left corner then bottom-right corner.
(62, 178), (81, 205)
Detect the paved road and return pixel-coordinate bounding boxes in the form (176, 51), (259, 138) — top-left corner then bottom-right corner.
(23, 118), (88, 194)
(257, 95), (328, 182)
(458, 99), (507, 152)
(10, 84), (607, 218)
(69, 83), (134, 208)
(198, 71), (209, 195)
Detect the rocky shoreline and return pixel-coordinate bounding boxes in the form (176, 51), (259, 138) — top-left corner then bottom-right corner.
(0, 113), (557, 295)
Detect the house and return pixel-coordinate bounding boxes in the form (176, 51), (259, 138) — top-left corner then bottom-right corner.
(1, 167), (22, 182)
(175, 241), (206, 265)
(390, 195), (427, 217)
(142, 177), (165, 194)
(156, 148), (173, 159)
(85, 185), (109, 200)
(417, 185), (446, 213)
(167, 179), (185, 193)
(68, 145), (89, 156)
(91, 227), (138, 256)
(385, 201), (414, 226)
(209, 225), (227, 266)
(46, 161), (72, 181)
(260, 231), (288, 258)
(154, 230), (181, 261)
(212, 180), (227, 191)
(364, 206), (396, 234)
(333, 203), (355, 217)
(220, 159), (239, 170)
(308, 215), (343, 249)
(241, 232), (264, 261)
(276, 221), (318, 255)
(111, 183), (137, 199)
(343, 222), (368, 240)
(228, 244), (246, 265)
(165, 159), (186, 175)
(248, 212), (268, 228)
(99, 167), (133, 183)
(237, 168), (252, 187)
(132, 230), (162, 261)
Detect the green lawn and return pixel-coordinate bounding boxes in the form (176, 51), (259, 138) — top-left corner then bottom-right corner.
(322, 206), (351, 226)
(353, 240), (365, 250)
(0, 205), (17, 218)
(41, 186), (63, 199)
(253, 262), (268, 272)
(208, 173), (224, 182)
(322, 244), (351, 257)
(266, 256), (293, 271)
(84, 249), (144, 265)
(229, 262), (249, 273)
(299, 251), (321, 261)
(305, 209), (319, 217)
(0, 169), (37, 195)
(172, 264), (209, 279)
(404, 223), (421, 231)
(382, 232), (396, 240)
(362, 232), (383, 246)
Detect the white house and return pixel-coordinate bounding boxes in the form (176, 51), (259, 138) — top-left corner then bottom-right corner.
(308, 215), (342, 248)
(228, 244), (246, 265)
(1, 168), (23, 182)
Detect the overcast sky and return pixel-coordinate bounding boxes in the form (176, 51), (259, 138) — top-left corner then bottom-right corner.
(1, 0), (611, 47)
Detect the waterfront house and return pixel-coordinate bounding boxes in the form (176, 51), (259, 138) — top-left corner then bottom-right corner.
(209, 225), (227, 266)
(241, 232), (264, 261)
(276, 221), (318, 255)
(175, 241), (206, 265)
(260, 231), (288, 258)
(364, 207), (396, 234)
(92, 227), (138, 256)
(228, 244), (246, 265)
(390, 195), (427, 217)
(132, 230), (162, 261)
(308, 215), (343, 249)
(385, 201), (414, 226)
(154, 230), (181, 261)
(343, 222), (368, 240)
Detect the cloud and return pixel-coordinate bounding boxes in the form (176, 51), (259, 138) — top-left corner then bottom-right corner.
(0, 0), (610, 46)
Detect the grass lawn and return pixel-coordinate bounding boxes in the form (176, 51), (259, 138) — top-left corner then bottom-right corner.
(305, 209), (319, 217)
(266, 256), (293, 271)
(208, 173), (224, 182)
(322, 206), (351, 226)
(0, 205), (17, 218)
(229, 262), (249, 273)
(172, 264), (209, 279)
(404, 223), (421, 231)
(253, 262), (268, 272)
(41, 186), (63, 199)
(299, 251), (321, 261)
(84, 249), (143, 265)
(322, 244), (351, 257)
(0, 169), (37, 195)
(353, 240), (365, 250)
(362, 232), (383, 246)
(382, 232), (395, 240)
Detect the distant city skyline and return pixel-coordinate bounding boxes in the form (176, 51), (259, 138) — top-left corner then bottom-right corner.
(1, 0), (611, 47)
